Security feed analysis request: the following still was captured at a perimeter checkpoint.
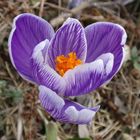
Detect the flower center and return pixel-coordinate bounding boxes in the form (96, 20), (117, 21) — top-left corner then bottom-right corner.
(55, 52), (82, 76)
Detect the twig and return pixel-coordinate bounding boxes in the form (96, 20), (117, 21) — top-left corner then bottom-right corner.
(46, 1), (139, 38)
(39, 0), (45, 17)
(58, 0), (62, 15)
(45, 2), (104, 22)
(17, 103), (23, 140)
(37, 107), (48, 126)
(49, 1), (91, 27)
(5, 62), (18, 87)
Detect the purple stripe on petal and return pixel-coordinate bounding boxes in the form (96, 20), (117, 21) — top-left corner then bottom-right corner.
(39, 86), (65, 112)
(85, 22), (127, 80)
(107, 47), (125, 81)
(34, 64), (65, 94)
(85, 22), (126, 62)
(32, 44), (65, 94)
(63, 53), (114, 96)
(46, 18), (87, 69)
(63, 59), (104, 96)
(39, 86), (99, 124)
(8, 13), (54, 82)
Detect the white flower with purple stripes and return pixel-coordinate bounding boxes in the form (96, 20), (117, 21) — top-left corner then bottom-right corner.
(8, 13), (127, 124)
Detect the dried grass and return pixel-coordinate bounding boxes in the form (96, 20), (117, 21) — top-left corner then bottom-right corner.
(0, 0), (140, 140)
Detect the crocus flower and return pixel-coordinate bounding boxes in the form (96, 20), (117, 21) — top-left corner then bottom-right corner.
(8, 13), (127, 124)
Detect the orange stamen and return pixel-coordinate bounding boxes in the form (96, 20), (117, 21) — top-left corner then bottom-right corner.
(55, 52), (82, 76)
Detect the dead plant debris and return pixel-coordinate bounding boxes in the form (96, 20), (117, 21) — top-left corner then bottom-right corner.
(0, 0), (140, 140)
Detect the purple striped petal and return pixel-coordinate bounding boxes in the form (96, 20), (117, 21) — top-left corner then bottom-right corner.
(32, 39), (49, 65)
(46, 18), (87, 69)
(97, 53), (114, 75)
(39, 86), (100, 124)
(31, 43), (65, 94)
(63, 53), (114, 96)
(85, 22), (127, 80)
(8, 13), (54, 82)
(33, 64), (65, 94)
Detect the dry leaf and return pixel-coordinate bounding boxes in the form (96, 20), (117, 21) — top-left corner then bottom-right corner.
(122, 133), (134, 140)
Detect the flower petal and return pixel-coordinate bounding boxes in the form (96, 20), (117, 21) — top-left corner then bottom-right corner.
(8, 13), (54, 82)
(39, 86), (99, 124)
(47, 18), (87, 69)
(97, 53), (114, 75)
(33, 64), (65, 94)
(63, 54), (114, 96)
(32, 43), (65, 94)
(32, 39), (50, 65)
(85, 22), (127, 80)
(63, 59), (104, 96)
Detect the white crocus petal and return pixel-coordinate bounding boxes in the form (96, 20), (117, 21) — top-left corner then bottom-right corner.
(65, 107), (97, 124)
(63, 59), (105, 96)
(32, 39), (49, 64)
(32, 41), (66, 94)
(47, 17), (87, 69)
(78, 109), (96, 123)
(39, 86), (100, 124)
(97, 53), (114, 75)
(39, 86), (65, 112)
(8, 13), (54, 83)
(65, 106), (79, 122)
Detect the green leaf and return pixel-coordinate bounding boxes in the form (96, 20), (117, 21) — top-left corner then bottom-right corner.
(46, 122), (58, 140)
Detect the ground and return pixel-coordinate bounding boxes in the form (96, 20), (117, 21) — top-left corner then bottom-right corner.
(0, 0), (140, 140)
